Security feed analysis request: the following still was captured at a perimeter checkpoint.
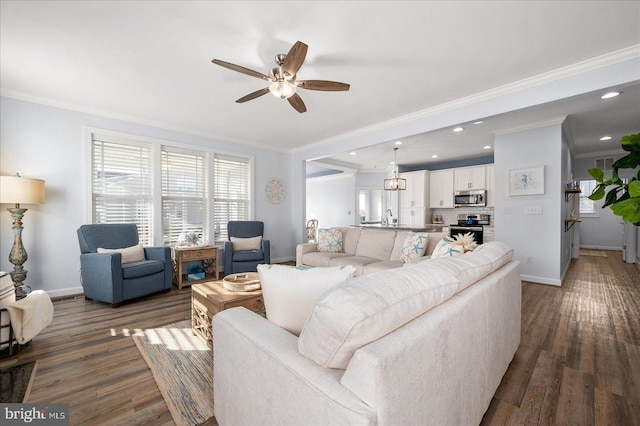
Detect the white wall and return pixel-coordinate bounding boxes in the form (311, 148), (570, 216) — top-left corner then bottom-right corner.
(306, 175), (355, 228)
(0, 96), (293, 297)
(573, 153), (632, 250)
(494, 120), (567, 285)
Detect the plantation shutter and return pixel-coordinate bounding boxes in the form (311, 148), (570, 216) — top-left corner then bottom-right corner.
(161, 147), (207, 245)
(214, 154), (251, 243)
(91, 137), (153, 245)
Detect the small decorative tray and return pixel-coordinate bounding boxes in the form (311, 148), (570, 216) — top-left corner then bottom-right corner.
(222, 272), (261, 292)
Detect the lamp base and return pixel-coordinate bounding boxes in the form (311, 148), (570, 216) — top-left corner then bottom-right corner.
(7, 207), (29, 300)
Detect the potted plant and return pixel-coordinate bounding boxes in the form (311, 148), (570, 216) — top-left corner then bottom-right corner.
(588, 133), (640, 225)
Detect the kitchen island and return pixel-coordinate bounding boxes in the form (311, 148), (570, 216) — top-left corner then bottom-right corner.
(357, 223), (447, 232)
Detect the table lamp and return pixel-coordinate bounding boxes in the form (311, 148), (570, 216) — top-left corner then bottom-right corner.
(0, 173), (45, 299)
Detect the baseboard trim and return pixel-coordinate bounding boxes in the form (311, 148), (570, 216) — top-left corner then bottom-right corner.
(520, 274), (561, 287)
(46, 286), (84, 299)
(579, 245), (622, 251)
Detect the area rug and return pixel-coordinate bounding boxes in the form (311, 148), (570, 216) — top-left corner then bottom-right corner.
(0, 360), (38, 403)
(133, 320), (217, 425)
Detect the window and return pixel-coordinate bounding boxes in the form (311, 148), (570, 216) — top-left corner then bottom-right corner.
(579, 179), (598, 217)
(91, 136), (153, 245)
(89, 130), (253, 246)
(213, 154), (252, 243)
(161, 147), (207, 245)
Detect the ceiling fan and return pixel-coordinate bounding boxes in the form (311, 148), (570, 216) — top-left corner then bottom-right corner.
(212, 41), (350, 113)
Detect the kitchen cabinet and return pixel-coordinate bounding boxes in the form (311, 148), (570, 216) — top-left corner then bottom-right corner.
(399, 208), (427, 228)
(399, 170), (428, 209)
(485, 165), (495, 207)
(454, 166), (486, 190)
(429, 170), (454, 208)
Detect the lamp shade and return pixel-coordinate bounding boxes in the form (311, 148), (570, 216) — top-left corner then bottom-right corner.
(0, 175), (45, 205)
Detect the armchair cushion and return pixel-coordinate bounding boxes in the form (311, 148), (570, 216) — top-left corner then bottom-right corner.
(232, 250), (265, 262)
(122, 260), (166, 279)
(97, 243), (145, 264)
(231, 236), (262, 251)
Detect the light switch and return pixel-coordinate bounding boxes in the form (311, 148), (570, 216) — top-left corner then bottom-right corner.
(503, 207), (512, 214)
(524, 206), (543, 215)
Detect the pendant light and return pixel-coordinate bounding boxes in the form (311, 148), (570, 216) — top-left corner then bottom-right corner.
(384, 148), (406, 191)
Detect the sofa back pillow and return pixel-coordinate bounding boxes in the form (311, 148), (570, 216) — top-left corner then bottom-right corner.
(389, 231), (410, 262)
(354, 229), (397, 261)
(97, 243), (145, 264)
(340, 227), (362, 255)
(430, 239), (465, 259)
(230, 236), (262, 251)
(472, 241), (514, 271)
(298, 264), (459, 369)
(426, 252), (493, 293)
(258, 264), (356, 336)
(317, 229), (343, 253)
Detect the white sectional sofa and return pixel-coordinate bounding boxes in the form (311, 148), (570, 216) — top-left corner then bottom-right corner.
(296, 227), (446, 275)
(213, 241), (521, 425)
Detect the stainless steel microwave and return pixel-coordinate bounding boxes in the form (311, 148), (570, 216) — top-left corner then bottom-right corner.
(454, 190), (486, 207)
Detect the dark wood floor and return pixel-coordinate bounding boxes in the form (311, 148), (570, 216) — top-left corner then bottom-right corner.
(2, 251), (639, 425)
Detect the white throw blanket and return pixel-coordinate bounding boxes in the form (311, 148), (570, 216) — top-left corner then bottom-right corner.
(5, 290), (54, 344)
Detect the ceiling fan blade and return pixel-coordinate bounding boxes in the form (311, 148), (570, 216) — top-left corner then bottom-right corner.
(282, 41), (308, 77)
(212, 59), (271, 81)
(287, 93), (307, 113)
(236, 87), (271, 103)
(297, 80), (350, 91)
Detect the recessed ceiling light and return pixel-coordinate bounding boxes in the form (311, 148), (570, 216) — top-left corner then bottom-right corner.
(349, 151), (357, 155)
(601, 91), (621, 99)
(483, 145), (492, 149)
(390, 161), (395, 165)
(432, 154), (439, 159)
(600, 136), (612, 141)
(473, 121), (484, 125)
(394, 141), (403, 145)
(453, 127), (464, 132)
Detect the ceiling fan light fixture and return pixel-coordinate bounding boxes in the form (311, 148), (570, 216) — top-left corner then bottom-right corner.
(269, 80), (297, 99)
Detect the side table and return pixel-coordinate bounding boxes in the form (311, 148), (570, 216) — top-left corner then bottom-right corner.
(191, 280), (265, 347)
(171, 246), (219, 289)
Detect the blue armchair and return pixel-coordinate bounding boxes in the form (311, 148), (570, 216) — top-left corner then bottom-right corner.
(224, 221), (271, 275)
(77, 224), (172, 308)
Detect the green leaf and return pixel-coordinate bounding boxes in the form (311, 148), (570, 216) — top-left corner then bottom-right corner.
(620, 133), (640, 151)
(610, 197), (640, 224)
(588, 168), (604, 182)
(629, 180), (640, 197)
(603, 186), (623, 208)
(588, 184), (606, 200)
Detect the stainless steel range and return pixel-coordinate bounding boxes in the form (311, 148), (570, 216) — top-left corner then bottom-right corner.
(449, 214), (490, 245)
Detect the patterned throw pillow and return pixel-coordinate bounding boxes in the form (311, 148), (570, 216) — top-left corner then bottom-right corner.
(316, 228), (343, 253)
(430, 239), (465, 259)
(400, 232), (429, 263)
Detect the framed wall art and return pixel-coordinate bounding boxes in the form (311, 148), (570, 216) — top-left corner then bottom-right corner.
(509, 166), (545, 196)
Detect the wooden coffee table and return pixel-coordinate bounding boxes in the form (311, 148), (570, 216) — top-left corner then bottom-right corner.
(191, 280), (265, 347)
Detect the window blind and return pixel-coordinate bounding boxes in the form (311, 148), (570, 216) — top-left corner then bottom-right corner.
(161, 147), (207, 245)
(92, 137), (153, 245)
(214, 154), (251, 243)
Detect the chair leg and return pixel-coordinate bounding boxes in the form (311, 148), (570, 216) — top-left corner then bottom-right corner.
(84, 296), (92, 301)
(109, 303), (121, 308)
(162, 288), (171, 293)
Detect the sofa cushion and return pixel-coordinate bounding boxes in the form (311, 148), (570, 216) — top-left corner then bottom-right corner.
(231, 236), (262, 251)
(472, 241), (514, 271)
(258, 264), (356, 336)
(430, 239), (464, 259)
(354, 229), (397, 261)
(317, 229), (343, 253)
(97, 243), (145, 264)
(340, 227), (362, 255)
(298, 264), (460, 369)
(302, 252), (351, 267)
(329, 256), (381, 276)
(426, 252), (493, 293)
(389, 231), (410, 262)
(122, 259), (165, 279)
(400, 232), (429, 263)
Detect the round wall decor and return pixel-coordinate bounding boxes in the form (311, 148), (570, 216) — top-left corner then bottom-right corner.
(264, 177), (285, 203)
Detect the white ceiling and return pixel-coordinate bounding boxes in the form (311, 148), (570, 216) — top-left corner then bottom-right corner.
(1, 1), (639, 165)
